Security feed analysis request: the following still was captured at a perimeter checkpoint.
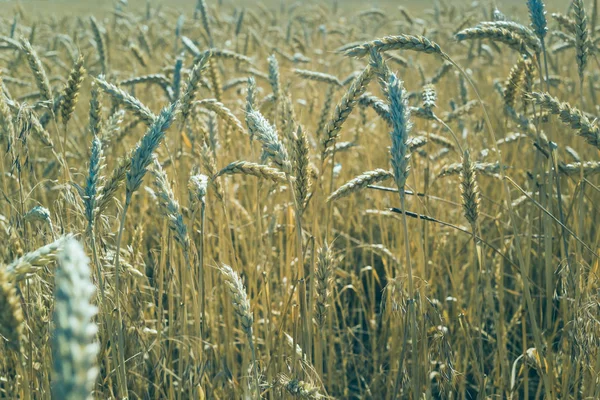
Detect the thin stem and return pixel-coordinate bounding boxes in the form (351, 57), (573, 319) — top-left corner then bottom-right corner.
(89, 226), (118, 393)
(113, 196), (131, 399)
(199, 202), (206, 341)
(246, 329), (260, 399)
(287, 176), (307, 351)
(399, 193), (419, 397)
(445, 55), (554, 398)
(17, 351), (30, 400)
(434, 115), (464, 153)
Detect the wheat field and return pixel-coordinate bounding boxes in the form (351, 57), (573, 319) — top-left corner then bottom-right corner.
(0, 0), (598, 399)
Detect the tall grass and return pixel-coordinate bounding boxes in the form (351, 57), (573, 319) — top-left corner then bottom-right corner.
(0, 1), (598, 399)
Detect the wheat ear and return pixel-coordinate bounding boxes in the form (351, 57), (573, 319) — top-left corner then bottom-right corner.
(51, 239), (99, 400)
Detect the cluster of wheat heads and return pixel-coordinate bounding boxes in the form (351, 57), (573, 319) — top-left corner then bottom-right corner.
(0, 0), (600, 398)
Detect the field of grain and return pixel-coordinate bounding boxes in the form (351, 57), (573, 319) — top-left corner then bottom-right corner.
(0, 0), (598, 399)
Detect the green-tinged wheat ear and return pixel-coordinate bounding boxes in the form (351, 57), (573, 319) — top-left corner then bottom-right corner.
(328, 169), (393, 202)
(427, 61), (453, 85)
(88, 83), (102, 137)
(442, 100), (479, 122)
(438, 161), (503, 178)
(0, 267), (24, 351)
(456, 26), (530, 56)
(0, 77), (16, 150)
(359, 93), (392, 125)
(22, 205), (52, 227)
(120, 74), (172, 98)
(369, 47), (392, 98)
(196, 0), (214, 46)
(245, 77), (257, 131)
(460, 150), (480, 227)
(279, 93), (297, 141)
(527, 0), (548, 40)
(552, 13), (576, 34)
(343, 34), (448, 60)
(407, 135), (428, 151)
(200, 48), (253, 64)
(96, 150), (132, 215)
(387, 73), (412, 191)
(573, 0), (590, 83)
(151, 157), (190, 254)
(188, 174), (209, 208)
(526, 92), (600, 149)
(425, 132), (457, 150)
(121, 72), (171, 87)
(26, 107), (54, 147)
(60, 54), (85, 125)
(268, 54), (281, 101)
(321, 65), (374, 155)
(315, 243), (334, 328)
(126, 103), (176, 197)
(19, 37), (52, 102)
(398, 6), (415, 25)
(421, 84), (437, 112)
(51, 239), (99, 400)
(245, 109), (292, 174)
(293, 126), (312, 213)
(222, 77), (251, 92)
(215, 160), (286, 182)
(95, 77), (155, 126)
(219, 264), (253, 334)
(179, 52), (211, 125)
(199, 142), (224, 201)
(559, 161), (600, 176)
(503, 58), (527, 109)
(90, 17), (107, 75)
(207, 58), (222, 102)
(76, 136), (103, 232)
(130, 44), (147, 67)
(7, 235), (74, 280)
(294, 69), (342, 86)
(317, 85), (336, 139)
(477, 21), (542, 53)
(100, 109), (124, 143)
(194, 99), (245, 136)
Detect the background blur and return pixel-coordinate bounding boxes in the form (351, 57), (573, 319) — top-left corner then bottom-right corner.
(4, 0), (571, 17)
